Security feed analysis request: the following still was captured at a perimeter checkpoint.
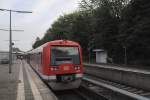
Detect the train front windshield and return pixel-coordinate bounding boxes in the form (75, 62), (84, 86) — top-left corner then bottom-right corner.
(50, 46), (80, 65)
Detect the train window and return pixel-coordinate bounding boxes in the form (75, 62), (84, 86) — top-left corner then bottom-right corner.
(50, 46), (80, 65)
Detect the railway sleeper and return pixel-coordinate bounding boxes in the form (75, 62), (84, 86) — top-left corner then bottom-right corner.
(83, 76), (150, 100)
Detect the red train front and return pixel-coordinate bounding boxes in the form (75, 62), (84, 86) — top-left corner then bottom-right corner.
(27, 40), (83, 90)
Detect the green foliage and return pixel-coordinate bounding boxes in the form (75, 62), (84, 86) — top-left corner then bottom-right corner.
(32, 37), (41, 49)
(32, 0), (150, 65)
(118, 0), (150, 65)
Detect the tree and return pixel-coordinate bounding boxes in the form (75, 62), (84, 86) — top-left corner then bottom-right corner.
(48, 12), (92, 58)
(33, 0), (150, 65)
(32, 37), (42, 48)
(119, 0), (150, 65)
(79, 0), (127, 63)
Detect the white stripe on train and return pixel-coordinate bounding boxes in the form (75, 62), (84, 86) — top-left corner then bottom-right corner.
(38, 72), (83, 80)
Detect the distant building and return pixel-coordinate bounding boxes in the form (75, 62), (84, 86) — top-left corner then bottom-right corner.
(0, 51), (9, 60)
(93, 49), (107, 63)
(0, 51), (17, 63)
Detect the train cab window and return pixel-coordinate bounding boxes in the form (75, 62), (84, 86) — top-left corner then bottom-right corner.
(50, 46), (80, 65)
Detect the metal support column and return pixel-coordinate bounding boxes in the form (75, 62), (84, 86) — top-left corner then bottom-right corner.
(9, 10), (12, 73)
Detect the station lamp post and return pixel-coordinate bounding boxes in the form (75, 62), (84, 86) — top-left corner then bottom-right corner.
(0, 8), (32, 73)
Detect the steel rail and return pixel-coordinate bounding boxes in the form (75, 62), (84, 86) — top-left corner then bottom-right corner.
(83, 77), (149, 100)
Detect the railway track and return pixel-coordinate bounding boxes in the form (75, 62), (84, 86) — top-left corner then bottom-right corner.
(84, 63), (150, 92)
(54, 89), (86, 100)
(83, 73), (150, 100)
(83, 63), (150, 100)
(54, 86), (107, 100)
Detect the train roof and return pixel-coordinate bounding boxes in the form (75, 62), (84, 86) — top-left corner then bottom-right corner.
(27, 40), (80, 54)
(46, 40), (80, 45)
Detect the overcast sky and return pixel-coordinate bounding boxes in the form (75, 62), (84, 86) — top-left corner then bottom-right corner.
(0, 0), (81, 51)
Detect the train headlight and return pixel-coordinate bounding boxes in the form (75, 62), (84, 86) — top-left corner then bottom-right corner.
(54, 67), (58, 71)
(74, 66), (80, 70)
(51, 67), (58, 71)
(51, 68), (54, 71)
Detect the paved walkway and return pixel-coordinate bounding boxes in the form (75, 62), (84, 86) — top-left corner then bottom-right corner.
(0, 60), (58, 100)
(84, 63), (150, 74)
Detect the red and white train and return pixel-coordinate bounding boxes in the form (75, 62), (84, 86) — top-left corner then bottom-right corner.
(27, 40), (83, 90)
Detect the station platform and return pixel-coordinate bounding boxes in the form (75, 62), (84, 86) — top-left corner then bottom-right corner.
(0, 60), (58, 100)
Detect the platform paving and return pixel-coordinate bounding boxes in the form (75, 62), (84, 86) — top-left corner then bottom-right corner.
(0, 60), (58, 100)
